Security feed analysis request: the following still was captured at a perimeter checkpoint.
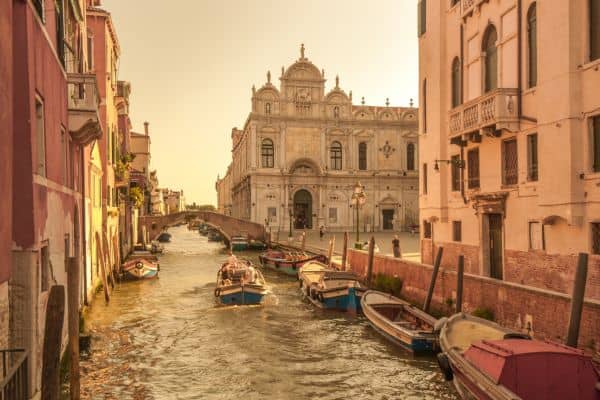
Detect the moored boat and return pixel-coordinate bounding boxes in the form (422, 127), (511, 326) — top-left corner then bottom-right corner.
(230, 235), (249, 251)
(157, 232), (172, 243)
(259, 250), (327, 276)
(208, 230), (223, 242)
(121, 256), (159, 280)
(298, 261), (365, 313)
(215, 256), (269, 305)
(150, 241), (164, 254)
(248, 239), (268, 250)
(437, 313), (600, 400)
(361, 290), (439, 354)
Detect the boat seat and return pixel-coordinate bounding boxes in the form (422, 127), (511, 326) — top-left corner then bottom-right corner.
(394, 321), (415, 328)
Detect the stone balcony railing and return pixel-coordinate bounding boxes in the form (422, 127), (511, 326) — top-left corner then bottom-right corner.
(448, 88), (519, 138)
(67, 73), (102, 146)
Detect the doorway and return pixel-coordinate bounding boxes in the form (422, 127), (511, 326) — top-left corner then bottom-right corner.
(382, 209), (395, 230)
(293, 190), (312, 229)
(488, 213), (503, 280)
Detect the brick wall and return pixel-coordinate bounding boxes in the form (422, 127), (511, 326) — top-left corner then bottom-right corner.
(347, 249), (600, 356)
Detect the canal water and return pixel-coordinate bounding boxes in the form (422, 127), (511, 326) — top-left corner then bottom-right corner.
(78, 225), (457, 400)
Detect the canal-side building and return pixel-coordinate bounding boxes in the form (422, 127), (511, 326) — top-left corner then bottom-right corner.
(418, 0), (600, 300)
(216, 46), (419, 232)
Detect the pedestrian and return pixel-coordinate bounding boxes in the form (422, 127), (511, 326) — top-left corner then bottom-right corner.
(392, 235), (401, 258)
(319, 226), (324, 241)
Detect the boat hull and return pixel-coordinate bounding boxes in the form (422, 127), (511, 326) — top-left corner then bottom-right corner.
(259, 254), (327, 277)
(302, 285), (363, 313)
(231, 243), (248, 251)
(217, 285), (267, 305)
(122, 260), (159, 280)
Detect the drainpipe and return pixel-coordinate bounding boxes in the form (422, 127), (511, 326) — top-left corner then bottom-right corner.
(81, 147), (88, 306)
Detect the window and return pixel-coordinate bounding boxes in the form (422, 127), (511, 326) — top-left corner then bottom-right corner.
(527, 3), (537, 88)
(422, 163), (428, 194)
(503, 138), (518, 185)
(593, 116), (600, 172)
(451, 155), (461, 192)
(467, 148), (480, 189)
(527, 133), (538, 181)
(265, 103), (271, 115)
(329, 208), (338, 223)
(358, 142), (367, 170)
(261, 139), (274, 168)
(591, 0), (600, 61)
(41, 244), (50, 292)
(529, 221), (544, 250)
(483, 25), (498, 93)
(61, 127), (68, 185)
(56, 0), (65, 66)
(267, 207), (277, 222)
(333, 106), (340, 119)
(35, 98), (46, 176)
(330, 141), (342, 170)
(407, 143), (415, 171)
(453, 221), (462, 242)
(423, 220), (432, 238)
(87, 35), (94, 69)
(418, 0), (426, 36)
(451, 57), (461, 108)
(33, 0), (44, 22)
(592, 223), (600, 254)
(422, 79), (427, 132)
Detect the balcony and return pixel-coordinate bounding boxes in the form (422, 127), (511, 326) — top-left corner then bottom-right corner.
(448, 88), (519, 140)
(1, 349), (29, 400)
(461, 0), (488, 18)
(68, 73), (102, 146)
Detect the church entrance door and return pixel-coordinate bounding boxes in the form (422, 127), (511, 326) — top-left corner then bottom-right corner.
(382, 209), (395, 230)
(293, 190), (312, 229)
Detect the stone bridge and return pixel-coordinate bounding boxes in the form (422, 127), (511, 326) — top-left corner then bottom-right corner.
(138, 211), (267, 244)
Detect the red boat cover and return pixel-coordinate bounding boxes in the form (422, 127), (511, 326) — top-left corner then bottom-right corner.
(464, 339), (600, 400)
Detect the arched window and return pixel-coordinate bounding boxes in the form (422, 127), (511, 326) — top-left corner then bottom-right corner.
(333, 106), (340, 119)
(265, 102), (271, 115)
(482, 25), (498, 93)
(261, 139), (274, 168)
(358, 142), (367, 170)
(407, 143), (415, 171)
(527, 3), (537, 88)
(330, 141), (342, 170)
(451, 57), (461, 108)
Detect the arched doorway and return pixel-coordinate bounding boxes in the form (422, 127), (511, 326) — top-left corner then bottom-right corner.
(293, 189), (312, 229)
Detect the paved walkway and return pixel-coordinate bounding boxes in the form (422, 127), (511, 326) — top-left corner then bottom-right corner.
(272, 230), (421, 262)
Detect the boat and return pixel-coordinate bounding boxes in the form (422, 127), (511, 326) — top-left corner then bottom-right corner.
(207, 230), (223, 242)
(361, 290), (439, 354)
(248, 239), (268, 251)
(259, 249), (327, 276)
(150, 241), (164, 254)
(157, 232), (172, 243)
(298, 261), (366, 313)
(230, 235), (249, 251)
(214, 256), (269, 305)
(121, 255), (159, 280)
(437, 313), (600, 400)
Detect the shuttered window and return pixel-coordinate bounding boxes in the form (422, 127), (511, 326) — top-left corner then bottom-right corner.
(423, 220), (432, 239)
(468, 148), (480, 189)
(503, 138), (518, 185)
(593, 116), (600, 172)
(407, 143), (415, 171)
(418, 0), (427, 37)
(451, 57), (461, 108)
(527, 4), (538, 87)
(358, 142), (367, 170)
(453, 221), (462, 242)
(591, 0), (600, 61)
(451, 155), (461, 192)
(423, 163), (428, 194)
(527, 134), (538, 181)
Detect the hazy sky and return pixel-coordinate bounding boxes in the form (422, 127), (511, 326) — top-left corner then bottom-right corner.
(103, 0), (418, 206)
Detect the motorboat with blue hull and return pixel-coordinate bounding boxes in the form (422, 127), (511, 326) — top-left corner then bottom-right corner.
(361, 290), (439, 354)
(215, 256), (268, 306)
(298, 261), (366, 313)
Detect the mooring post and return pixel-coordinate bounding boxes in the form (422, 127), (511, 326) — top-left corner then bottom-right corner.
(41, 285), (65, 400)
(327, 236), (335, 268)
(456, 255), (464, 313)
(423, 246), (444, 313)
(67, 258), (80, 400)
(95, 233), (110, 303)
(341, 232), (348, 271)
(566, 253), (589, 347)
(301, 231), (306, 251)
(366, 236), (375, 286)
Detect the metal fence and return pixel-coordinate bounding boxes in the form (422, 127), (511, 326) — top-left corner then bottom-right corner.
(0, 349), (28, 400)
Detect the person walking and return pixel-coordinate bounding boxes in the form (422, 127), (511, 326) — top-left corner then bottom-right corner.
(319, 226), (324, 241)
(392, 235), (401, 258)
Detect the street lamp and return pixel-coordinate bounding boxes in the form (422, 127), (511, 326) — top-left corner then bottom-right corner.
(351, 182), (366, 249)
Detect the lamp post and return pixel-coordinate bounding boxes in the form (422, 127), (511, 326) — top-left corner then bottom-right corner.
(351, 182), (366, 249)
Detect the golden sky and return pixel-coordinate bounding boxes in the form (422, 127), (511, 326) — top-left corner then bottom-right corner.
(104, 0), (418, 205)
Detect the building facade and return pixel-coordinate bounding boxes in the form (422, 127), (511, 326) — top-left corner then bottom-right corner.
(418, 0), (600, 300)
(216, 46), (419, 233)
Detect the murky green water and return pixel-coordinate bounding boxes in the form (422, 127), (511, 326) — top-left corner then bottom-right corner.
(78, 226), (457, 400)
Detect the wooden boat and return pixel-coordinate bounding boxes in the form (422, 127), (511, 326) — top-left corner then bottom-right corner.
(215, 257), (269, 305)
(248, 239), (267, 250)
(157, 232), (171, 243)
(298, 261), (365, 313)
(207, 230), (223, 242)
(150, 241), (164, 254)
(259, 250), (327, 276)
(230, 235), (249, 251)
(437, 313), (600, 400)
(121, 256), (159, 280)
(361, 290), (439, 353)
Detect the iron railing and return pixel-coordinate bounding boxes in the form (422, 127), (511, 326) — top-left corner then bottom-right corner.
(0, 349), (29, 400)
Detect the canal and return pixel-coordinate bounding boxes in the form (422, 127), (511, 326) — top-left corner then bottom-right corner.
(78, 226), (457, 399)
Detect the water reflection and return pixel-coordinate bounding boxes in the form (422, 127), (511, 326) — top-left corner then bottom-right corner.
(78, 226), (457, 400)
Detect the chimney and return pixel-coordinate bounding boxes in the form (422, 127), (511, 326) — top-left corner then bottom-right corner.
(144, 121), (149, 136)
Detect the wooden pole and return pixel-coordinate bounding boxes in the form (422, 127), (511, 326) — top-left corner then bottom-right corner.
(301, 231), (306, 251)
(95, 232), (110, 303)
(103, 232), (115, 289)
(327, 237), (335, 268)
(41, 285), (65, 400)
(423, 246), (444, 313)
(341, 232), (348, 271)
(566, 253), (589, 347)
(67, 258), (80, 400)
(366, 236), (375, 286)
(113, 234), (121, 282)
(456, 255), (464, 313)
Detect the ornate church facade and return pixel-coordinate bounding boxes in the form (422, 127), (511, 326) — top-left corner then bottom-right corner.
(216, 46), (419, 232)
